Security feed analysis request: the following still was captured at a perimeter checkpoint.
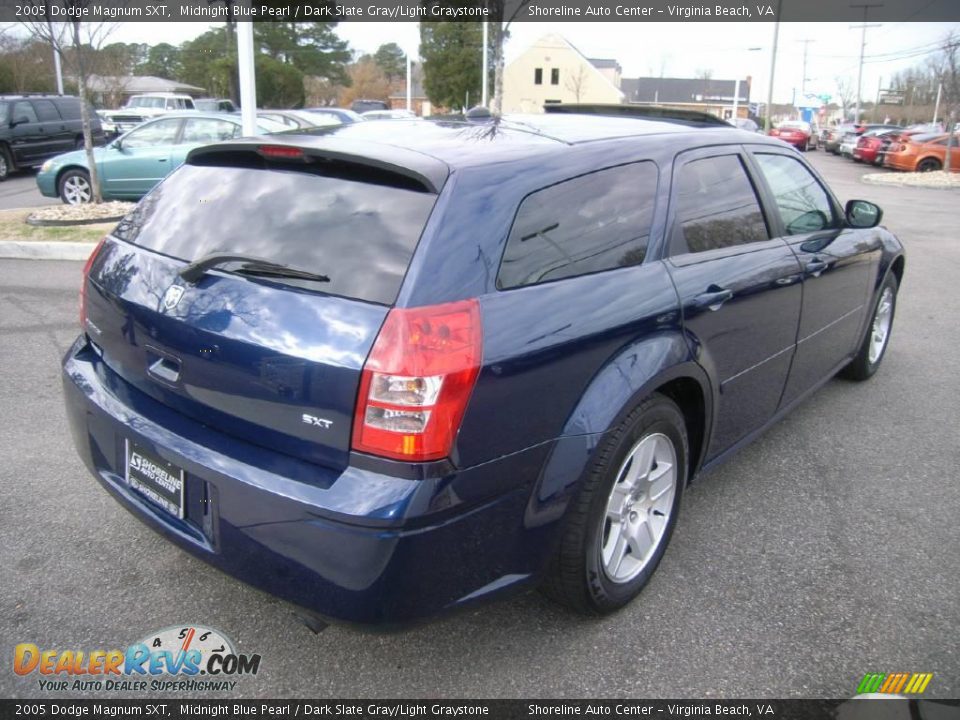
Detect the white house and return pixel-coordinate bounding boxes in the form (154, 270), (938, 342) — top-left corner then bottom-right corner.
(502, 34), (624, 113)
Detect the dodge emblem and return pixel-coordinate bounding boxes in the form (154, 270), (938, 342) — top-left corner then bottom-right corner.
(162, 285), (185, 311)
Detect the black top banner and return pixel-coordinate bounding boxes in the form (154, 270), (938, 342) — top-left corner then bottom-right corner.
(1, 699), (959, 720)
(1, 0), (959, 22)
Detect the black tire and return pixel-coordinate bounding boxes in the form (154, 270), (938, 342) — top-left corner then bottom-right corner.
(0, 145), (11, 181)
(74, 136), (84, 150)
(540, 393), (688, 615)
(917, 158), (941, 172)
(58, 168), (93, 205)
(840, 273), (898, 381)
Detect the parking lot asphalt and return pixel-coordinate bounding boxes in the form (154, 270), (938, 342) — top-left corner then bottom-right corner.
(1, 151), (958, 699)
(0, 170), (59, 211)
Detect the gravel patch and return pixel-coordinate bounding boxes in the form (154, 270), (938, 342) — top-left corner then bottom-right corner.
(26, 201), (135, 225)
(863, 170), (960, 189)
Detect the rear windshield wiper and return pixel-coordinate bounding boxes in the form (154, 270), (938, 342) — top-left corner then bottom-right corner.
(179, 253), (330, 285)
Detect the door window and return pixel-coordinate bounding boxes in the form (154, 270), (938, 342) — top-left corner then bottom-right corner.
(32, 100), (61, 122)
(122, 119), (182, 149)
(181, 118), (240, 144)
(12, 101), (39, 124)
(498, 162), (659, 290)
(671, 154), (768, 254)
(754, 153), (837, 235)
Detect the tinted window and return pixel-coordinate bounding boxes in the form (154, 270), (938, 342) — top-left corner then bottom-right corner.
(122, 118), (182, 148)
(54, 98), (81, 120)
(0, 102), (8, 121)
(755, 154), (837, 235)
(671, 154), (768, 254)
(534, 68), (543, 85)
(113, 163), (436, 305)
(12, 101), (38, 124)
(551, 68), (560, 85)
(498, 162), (658, 290)
(181, 118), (239, 143)
(32, 99), (61, 122)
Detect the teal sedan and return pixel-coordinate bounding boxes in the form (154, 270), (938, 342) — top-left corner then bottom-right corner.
(37, 112), (286, 204)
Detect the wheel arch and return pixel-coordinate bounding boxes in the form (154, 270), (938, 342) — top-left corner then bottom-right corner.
(55, 164), (91, 194)
(524, 333), (713, 532)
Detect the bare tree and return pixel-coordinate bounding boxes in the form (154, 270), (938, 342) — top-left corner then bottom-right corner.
(19, 7), (119, 202)
(928, 31), (959, 172)
(835, 76), (855, 121)
(565, 64), (589, 103)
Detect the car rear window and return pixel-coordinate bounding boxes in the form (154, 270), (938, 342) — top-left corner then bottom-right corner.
(112, 162), (437, 305)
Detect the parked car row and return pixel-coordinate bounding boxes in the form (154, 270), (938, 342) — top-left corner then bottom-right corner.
(823, 120), (958, 173)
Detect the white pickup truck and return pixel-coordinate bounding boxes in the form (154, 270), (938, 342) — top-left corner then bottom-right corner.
(99, 93), (196, 136)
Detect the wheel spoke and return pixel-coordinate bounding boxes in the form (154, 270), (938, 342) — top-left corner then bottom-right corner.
(627, 519), (655, 561)
(604, 526), (628, 574)
(647, 463), (674, 503)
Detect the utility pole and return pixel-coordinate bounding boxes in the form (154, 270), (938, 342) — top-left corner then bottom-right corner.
(797, 38), (814, 98)
(850, 3), (883, 125)
(765, 0), (783, 132)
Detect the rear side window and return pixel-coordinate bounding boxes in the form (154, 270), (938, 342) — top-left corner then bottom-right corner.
(113, 162), (436, 306)
(32, 99), (61, 122)
(670, 154), (768, 255)
(54, 98), (80, 120)
(497, 162), (658, 290)
(12, 101), (38, 124)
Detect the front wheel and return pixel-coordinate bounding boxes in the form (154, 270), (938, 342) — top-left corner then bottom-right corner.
(0, 146), (12, 181)
(540, 394), (687, 615)
(840, 274), (898, 381)
(59, 168), (92, 205)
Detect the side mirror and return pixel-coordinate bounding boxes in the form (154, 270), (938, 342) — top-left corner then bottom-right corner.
(11, 115), (31, 127)
(845, 199), (883, 228)
(110, 138), (124, 151)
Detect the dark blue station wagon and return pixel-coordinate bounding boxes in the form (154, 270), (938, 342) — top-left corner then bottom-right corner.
(63, 113), (904, 626)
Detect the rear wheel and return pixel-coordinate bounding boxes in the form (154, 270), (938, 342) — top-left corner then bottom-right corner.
(917, 158), (941, 172)
(59, 168), (92, 205)
(541, 394), (687, 615)
(0, 146), (11, 181)
(840, 274), (898, 381)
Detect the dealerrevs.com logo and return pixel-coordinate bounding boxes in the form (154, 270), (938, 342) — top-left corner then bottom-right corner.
(13, 625), (261, 693)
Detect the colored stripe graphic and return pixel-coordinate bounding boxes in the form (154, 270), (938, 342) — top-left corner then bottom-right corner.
(859, 672), (933, 695)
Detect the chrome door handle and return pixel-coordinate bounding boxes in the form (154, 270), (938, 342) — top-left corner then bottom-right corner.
(692, 287), (733, 311)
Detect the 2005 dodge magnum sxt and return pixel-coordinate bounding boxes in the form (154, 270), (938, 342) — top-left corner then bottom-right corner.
(63, 111), (904, 625)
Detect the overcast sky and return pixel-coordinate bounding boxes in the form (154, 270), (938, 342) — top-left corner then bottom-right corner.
(21, 20), (960, 105)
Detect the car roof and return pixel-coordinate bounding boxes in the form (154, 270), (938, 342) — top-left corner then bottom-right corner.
(293, 114), (774, 163)
(190, 114), (784, 193)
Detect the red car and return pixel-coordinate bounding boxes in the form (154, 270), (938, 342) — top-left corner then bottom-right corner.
(769, 121), (814, 151)
(852, 128), (902, 165)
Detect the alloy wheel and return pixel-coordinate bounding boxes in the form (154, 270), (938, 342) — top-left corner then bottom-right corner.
(868, 287), (894, 364)
(63, 175), (92, 204)
(600, 432), (678, 584)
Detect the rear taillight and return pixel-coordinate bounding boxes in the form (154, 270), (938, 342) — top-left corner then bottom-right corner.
(352, 299), (482, 462)
(80, 237), (106, 329)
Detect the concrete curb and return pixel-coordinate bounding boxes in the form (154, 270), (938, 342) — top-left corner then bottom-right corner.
(862, 173), (960, 190)
(0, 240), (96, 261)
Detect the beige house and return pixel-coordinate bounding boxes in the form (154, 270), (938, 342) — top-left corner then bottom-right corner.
(503, 34), (624, 113)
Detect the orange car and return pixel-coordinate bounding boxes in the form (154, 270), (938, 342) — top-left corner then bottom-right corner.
(884, 133), (960, 172)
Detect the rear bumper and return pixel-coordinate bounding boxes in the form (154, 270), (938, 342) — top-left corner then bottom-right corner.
(62, 336), (564, 626)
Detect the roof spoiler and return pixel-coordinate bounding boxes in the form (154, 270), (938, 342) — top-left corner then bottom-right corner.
(544, 104), (734, 127)
(186, 139), (448, 194)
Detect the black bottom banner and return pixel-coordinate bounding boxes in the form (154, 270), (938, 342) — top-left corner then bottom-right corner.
(1, 699), (959, 720)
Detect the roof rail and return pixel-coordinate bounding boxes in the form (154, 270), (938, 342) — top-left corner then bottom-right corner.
(543, 104), (733, 127)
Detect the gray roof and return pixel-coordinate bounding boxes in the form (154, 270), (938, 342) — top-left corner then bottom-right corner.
(84, 75), (205, 95)
(589, 58), (621, 71)
(621, 77), (750, 104)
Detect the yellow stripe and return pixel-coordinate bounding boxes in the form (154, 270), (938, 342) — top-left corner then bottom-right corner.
(916, 673), (933, 694)
(904, 674), (920, 693)
(893, 673), (909, 694)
